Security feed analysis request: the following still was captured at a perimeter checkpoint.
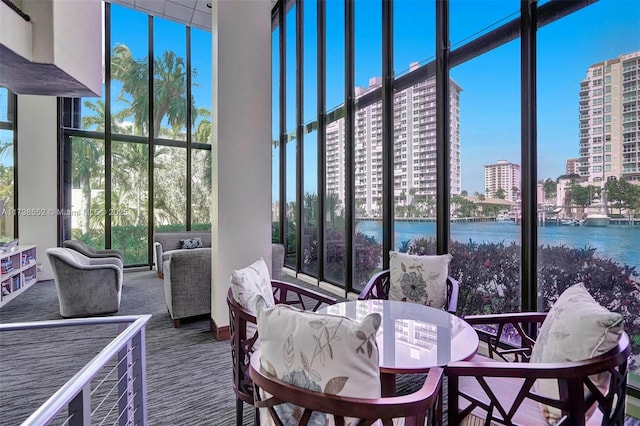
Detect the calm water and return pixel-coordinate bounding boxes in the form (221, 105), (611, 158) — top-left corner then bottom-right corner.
(356, 220), (640, 271)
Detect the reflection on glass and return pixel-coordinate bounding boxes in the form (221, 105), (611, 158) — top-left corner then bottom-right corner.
(70, 137), (106, 249)
(110, 4), (149, 137)
(284, 6), (297, 269)
(154, 146), (186, 232)
(111, 141), (148, 264)
(192, 149), (211, 230)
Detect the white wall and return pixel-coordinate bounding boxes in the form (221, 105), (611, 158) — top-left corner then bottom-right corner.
(211, 0), (272, 330)
(0, 1), (32, 60)
(16, 95), (58, 281)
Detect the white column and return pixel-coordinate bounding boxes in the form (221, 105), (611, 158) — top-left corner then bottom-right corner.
(17, 95), (58, 281)
(211, 0), (272, 335)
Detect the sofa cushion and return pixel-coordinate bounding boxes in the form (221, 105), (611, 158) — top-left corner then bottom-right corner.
(256, 299), (381, 425)
(180, 237), (203, 249)
(388, 251), (452, 309)
(530, 282), (624, 423)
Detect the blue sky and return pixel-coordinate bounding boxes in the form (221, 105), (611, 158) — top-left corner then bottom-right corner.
(277, 0), (640, 197)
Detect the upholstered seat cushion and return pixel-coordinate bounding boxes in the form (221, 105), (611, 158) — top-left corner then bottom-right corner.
(256, 298), (382, 425)
(388, 251), (452, 309)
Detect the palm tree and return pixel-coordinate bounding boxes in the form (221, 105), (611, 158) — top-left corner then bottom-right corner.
(543, 178), (557, 203)
(111, 44), (198, 138)
(72, 137), (103, 234)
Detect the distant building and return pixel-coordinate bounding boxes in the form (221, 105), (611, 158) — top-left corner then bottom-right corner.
(565, 158), (580, 176)
(326, 69), (462, 216)
(484, 160), (521, 202)
(578, 50), (640, 185)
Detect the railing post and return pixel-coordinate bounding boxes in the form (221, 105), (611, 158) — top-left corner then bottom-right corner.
(118, 323), (132, 425)
(68, 384), (91, 426)
(132, 327), (147, 425)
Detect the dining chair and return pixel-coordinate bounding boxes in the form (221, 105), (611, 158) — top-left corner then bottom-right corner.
(446, 283), (630, 425)
(227, 276), (337, 426)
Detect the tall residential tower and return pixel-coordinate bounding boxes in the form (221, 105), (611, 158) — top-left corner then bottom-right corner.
(578, 51), (640, 185)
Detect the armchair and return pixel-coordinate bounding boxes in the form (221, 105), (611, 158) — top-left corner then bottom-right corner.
(358, 269), (460, 314)
(446, 312), (630, 425)
(47, 247), (123, 318)
(227, 280), (337, 426)
(62, 239), (124, 263)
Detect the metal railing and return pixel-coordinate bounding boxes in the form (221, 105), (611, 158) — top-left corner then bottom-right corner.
(0, 315), (150, 426)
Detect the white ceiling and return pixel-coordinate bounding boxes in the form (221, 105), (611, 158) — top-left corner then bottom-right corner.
(106, 0), (213, 32)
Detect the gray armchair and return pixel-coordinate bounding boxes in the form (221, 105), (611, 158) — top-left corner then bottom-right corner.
(163, 248), (212, 327)
(47, 247), (123, 318)
(62, 240), (124, 263)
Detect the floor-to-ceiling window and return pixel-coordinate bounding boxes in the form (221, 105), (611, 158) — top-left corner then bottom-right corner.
(0, 88), (16, 242)
(62, 3), (212, 266)
(272, 0), (640, 394)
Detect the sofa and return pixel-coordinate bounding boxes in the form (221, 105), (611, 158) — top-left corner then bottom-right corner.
(153, 231), (212, 278)
(63, 239), (125, 263)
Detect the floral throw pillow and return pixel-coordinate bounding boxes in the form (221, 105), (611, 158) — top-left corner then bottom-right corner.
(179, 237), (203, 249)
(530, 282), (623, 423)
(388, 251), (452, 309)
(256, 299), (381, 426)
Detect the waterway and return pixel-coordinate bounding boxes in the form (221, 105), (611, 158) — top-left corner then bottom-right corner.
(355, 220), (640, 271)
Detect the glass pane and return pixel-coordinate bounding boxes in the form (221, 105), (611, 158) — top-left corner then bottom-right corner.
(191, 149), (211, 230)
(304, 0), (317, 125)
(449, 0), (519, 52)
(272, 27), (281, 244)
(394, 0), (435, 78)
(0, 87), (9, 122)
(450, 18), (522, 317)
(324, 0), (346, 286)
(302, 131), (318, 277)
(111, 140), (148, 265)
(284, 6), (297, 269)
(0, 128), (14, 240)
(192, 28), (212, 144)
(154, 146), (186, 232)
(353, 0), (383, 291)
(110, 4), (149, 137)
(70, 137), (106, 250)
(538, 0), (640, 386)
(153, 18), (187, 140)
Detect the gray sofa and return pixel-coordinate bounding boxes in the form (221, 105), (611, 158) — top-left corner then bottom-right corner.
(63, 239), (125, 263)
(153, 231), (212, 277)
(46, 247), (123, 318)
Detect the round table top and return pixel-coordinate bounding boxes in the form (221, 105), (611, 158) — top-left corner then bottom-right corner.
(319, 299), (478, 373)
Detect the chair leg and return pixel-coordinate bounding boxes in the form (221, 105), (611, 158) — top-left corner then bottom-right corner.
(172, 319), (180, 328)
(254, 406), (259, 426)
(235, 398), (243, 426)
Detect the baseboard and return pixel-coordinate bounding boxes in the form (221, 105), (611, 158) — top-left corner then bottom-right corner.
(211, 318), (230, 341)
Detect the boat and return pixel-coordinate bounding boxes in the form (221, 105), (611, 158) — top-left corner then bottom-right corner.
(582, 213), (610, 227)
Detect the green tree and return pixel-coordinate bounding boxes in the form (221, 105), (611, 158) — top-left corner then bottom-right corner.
(111, 44), (198, 138)
(494, 188), (506, 199)
(72, 138), (103, 234)
(543, 178), (557, 202)
(571, 184), (590, 209)
(605, 178), (640, 215)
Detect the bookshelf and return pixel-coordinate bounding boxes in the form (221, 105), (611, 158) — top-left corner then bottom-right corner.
(1, 244), (37, 308)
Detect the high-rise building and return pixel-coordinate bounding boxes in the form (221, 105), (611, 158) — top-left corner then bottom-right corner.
(484, 160), (521, 202)
(326, 72), (462, 216)
(565, 158), (580, 176)
(578, 50), (640, 185)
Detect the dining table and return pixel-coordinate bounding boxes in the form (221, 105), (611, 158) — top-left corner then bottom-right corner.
(319, 299), (479, 397)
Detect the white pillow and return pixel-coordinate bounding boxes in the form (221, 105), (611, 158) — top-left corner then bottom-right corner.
(230, 257), (275, 313)
(388, 251), (452, 309)
(256, 299), (382, 425)
(530, 282), (624, 423)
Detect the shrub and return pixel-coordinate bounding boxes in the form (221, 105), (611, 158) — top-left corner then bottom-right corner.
(405, 238), (640, 369)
